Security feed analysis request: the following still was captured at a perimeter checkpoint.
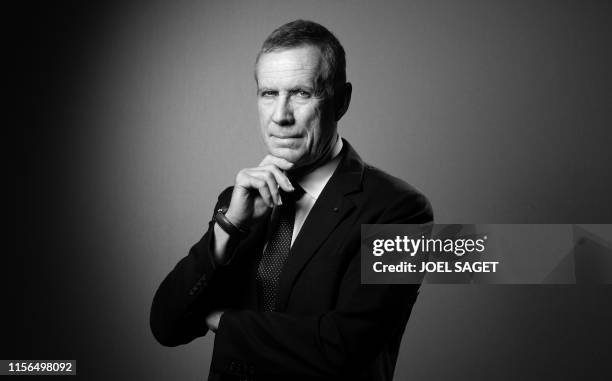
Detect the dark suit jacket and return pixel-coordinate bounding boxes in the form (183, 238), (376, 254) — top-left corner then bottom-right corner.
(150, 140), (433, 381)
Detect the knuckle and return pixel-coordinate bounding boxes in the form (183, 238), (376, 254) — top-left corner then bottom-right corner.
(263, 171), (275, 182)
(235, 172), (247, 183)
(236, 168), (252, 179)
(254, 178), (265, 188)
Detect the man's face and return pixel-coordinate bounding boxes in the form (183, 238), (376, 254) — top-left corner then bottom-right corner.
(256, 45), (337, 168)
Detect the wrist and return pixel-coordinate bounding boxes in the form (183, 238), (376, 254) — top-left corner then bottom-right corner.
(214, 207), (250, 239)
(212, 223), (240, 266)
(224, 208), (246, 229)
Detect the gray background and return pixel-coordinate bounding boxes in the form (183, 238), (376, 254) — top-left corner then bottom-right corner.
(13, 0), (612, 380)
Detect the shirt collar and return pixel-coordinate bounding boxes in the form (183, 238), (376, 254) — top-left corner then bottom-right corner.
(296, 136), (343, 200)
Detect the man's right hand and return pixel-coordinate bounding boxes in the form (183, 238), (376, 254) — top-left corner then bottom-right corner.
(213, 155), (295, 265)
(224, 155), (296, 228)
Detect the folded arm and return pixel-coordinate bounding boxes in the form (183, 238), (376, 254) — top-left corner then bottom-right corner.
(210, 193), (433, 379)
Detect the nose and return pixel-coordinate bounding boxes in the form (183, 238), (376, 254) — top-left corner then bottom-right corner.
(271, 95), (295, 126)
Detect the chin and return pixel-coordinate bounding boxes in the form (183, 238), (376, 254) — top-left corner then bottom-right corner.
(268, 146), (305, 165)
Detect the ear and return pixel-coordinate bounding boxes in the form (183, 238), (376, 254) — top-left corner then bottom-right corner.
(335, 82), (352, 121)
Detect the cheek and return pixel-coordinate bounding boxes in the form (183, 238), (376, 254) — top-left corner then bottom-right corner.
(258, 104), (274, 138)
(298, 105), (322, 140)
(307, 107), (326, 150)
(258, 102), (271, 123)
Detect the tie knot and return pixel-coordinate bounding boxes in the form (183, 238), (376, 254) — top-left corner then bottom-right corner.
(280, 183), (305, 204)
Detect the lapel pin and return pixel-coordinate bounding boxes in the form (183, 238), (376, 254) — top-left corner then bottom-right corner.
(332, 207), (339, 212)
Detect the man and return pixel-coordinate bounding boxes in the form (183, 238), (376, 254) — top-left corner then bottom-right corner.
(150, 20), (432, 381)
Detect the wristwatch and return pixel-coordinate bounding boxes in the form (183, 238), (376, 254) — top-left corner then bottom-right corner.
(214, 207), (250, 238)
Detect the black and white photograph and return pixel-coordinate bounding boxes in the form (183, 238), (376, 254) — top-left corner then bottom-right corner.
(10, 1), (612, 380)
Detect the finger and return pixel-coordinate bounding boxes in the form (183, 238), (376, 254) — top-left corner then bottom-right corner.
(260, 164), (294, 193)
(249, 169), (282, 205)
(253, 178), (275, 208)
(259, 155), (294, 170)
(237, 169), (278, 206)
(239, 172), (274, 208)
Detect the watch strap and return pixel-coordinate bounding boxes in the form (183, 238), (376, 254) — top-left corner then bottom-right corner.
(214, 208), (250, 238)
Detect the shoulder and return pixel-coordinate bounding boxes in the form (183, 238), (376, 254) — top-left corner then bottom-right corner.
(360, 163), (434, 223)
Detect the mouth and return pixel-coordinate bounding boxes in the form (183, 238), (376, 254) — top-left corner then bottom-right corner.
(270, 134), (302, 148)
(270, 135), (303, 144)
(271, 134), (302, 139)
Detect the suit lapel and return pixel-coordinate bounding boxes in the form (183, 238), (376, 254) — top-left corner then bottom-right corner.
(276, 140), (364, 311)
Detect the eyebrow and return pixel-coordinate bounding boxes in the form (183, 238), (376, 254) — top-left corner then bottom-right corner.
(291, 86), (315, 92)
(257, 86), (315, 93)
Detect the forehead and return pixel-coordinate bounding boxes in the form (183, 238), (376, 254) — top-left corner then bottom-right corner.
(256, 45), (324, 87)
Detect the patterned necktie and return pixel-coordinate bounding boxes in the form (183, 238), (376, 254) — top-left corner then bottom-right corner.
(256, 184), (305, 312)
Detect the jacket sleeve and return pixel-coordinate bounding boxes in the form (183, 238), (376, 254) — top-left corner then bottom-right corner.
(210, 192), (433, 379)
(150, 187), (239, 347)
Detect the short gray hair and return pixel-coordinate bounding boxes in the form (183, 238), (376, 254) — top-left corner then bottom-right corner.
(255, 20), (347, 97)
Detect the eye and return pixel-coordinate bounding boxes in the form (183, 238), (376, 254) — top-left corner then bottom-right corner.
(294, 89), (311, 98)
(260, 90), (277, 97)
